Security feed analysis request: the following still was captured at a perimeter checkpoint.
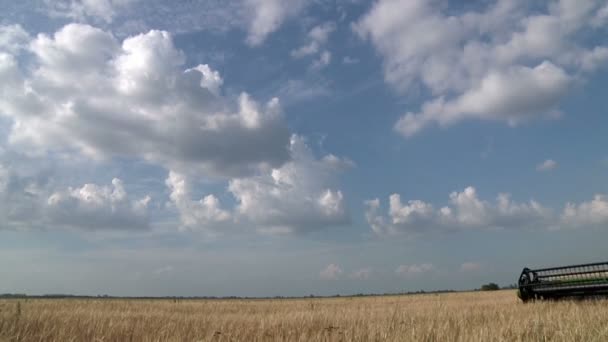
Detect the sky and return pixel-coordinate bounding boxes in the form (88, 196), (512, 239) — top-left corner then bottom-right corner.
(0, 0), (607, 297)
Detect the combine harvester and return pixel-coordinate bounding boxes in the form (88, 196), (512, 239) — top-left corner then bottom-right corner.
(518, 261), (608, 302)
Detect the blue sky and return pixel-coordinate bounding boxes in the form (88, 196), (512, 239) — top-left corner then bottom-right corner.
(1, 0), (608, 297)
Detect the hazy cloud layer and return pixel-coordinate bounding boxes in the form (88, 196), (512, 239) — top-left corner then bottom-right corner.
(460, 262), (483, 272)
(44, 0), (136, 24)
(350, 267), (372, 280)
(38, 0), (246, 36)
(395, 263), (434, 277)
(10, 0), (315, 46)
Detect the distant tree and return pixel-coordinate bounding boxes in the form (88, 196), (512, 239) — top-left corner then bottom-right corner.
(480, 283), (500, 291)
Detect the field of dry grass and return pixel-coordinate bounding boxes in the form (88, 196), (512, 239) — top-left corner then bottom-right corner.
(1, 290), (608, 341)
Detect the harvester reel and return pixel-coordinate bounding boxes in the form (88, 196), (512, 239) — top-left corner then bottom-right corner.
(518, 268), (533, 302)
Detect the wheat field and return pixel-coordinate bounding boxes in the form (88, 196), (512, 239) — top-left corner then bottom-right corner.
(1, 290), (608, 341)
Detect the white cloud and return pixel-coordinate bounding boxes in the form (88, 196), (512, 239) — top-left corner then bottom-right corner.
(245, 0), (308, 46)
(460, 262), (482, 272)
(0, 163), (46, 230)
(320, 263), (343, 280)
(165, 171), (231, 231)
(561, 195), (608, 227)
(395, 62), (570, 136)
(0, 25), (30, 53)
(0, 161), (150, 231)
(350, 267), (372, 280)
(578, 47), (608, 71)
(537, 159), (557, 171)
(311, 51), (332, 70)
(0, 24), (290, 177)
(186, 64), (223, 96)
(395, 263), (434, 276)
(46, 178), (150, 230)
(342, 56), (359, 65)
(228, 135), (350, 234)
(355, 0), (608, 136)
(292, 22), (335, 57)
(291, 22), (335, 70)
(364, 198), (386, 236)
(367, 184), (608, 235)
(366, 186), (552, 236)
(165, 135), (351, 234)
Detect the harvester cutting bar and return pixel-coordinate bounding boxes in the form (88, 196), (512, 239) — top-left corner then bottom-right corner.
(518, 261), (608, 302)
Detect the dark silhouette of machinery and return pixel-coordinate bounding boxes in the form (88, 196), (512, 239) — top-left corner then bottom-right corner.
(518, 261), (608, 302)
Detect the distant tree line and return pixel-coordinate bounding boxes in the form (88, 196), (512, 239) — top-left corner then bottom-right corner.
(480, 283), (500, 291)
(1, 285), (516, 300)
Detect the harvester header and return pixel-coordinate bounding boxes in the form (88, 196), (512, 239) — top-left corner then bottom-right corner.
(518, 261), (608, 302)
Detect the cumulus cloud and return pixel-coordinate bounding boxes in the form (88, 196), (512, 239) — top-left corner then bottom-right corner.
(187, 64), (223, 96)
(46, 178), (150, 229)
(166, 136), (351, 234)
(366, 184), (608, 235)
(561, 195), (608, 227)
(0, 162), (150, 231)
(0, 24), (290, 177)
(227, 135), (350, 234)
(366, 186), (552, 236)
(395, 62), (570, 136)
(47, 178), (150, 230)
(245, 0), (308, 46)
(355, 0), (608, 136)
(395, 263), (434, 276)
(165, 171), (231, 232)
(320, 263), (343, 280)
(537, 159), (558, 171)
(364, 198), (387, 236)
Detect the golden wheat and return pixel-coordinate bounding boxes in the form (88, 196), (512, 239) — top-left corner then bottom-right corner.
(1, 290), (608, 341)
